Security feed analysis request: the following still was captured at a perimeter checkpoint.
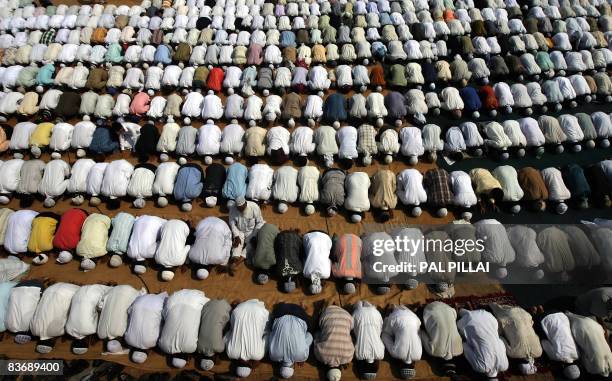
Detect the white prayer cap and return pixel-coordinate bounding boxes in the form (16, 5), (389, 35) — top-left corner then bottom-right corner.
(133, 198), (146, 209)
(224, 156), (235, 164)
(351, 214), (362, 223)
(31, 145), (41, 158)
(305, 204), (315, 215)
(33, 254), (48, 265)
(106, 340), (123, 353)
(50, 152), (61, 160)
(343, 282), (356, 294)
(161, 270), (175, 281)
(327, 368), (342, 381)
(196, 268), (209, 280)
(235, 196), (246, 207)
(157, 196), (168, 207)
(0, 195), (10, 204)
(200, 359), (214, 370)
(280, 365), (294, 379)
(89, 196), (102, 206)
(181, 202), (193, 212)
(204, 156), (213, 165)
(57, 251), (73, 264)
(133, 264), (147, 274)
(131, 350), (148, 363)
(437, 208), (448, 217)
(109, 254), (123, 267)
(496, 267), (508, 279)
(205, 196), (217, 207)
(160, 153), (169, 162)
(277, 202), (288, 213)
(171, 357), (187, 368)
(81, 258), (96, 271)
(236, 366), (252, 378)
(43, 197), (56, 208)
(412, 207), (422, 217)
(556, 202), (568, 214)
(76, 148), (86, 158)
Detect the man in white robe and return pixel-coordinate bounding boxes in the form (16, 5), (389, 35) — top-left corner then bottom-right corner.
(228, 196), (265, 261)
(224, 299), (269, 378)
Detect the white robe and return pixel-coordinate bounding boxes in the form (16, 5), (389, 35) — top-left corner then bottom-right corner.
(382, 305), (422, 364)
(30, 282), (80, 340)
(159, 289), (209, 354)
(457, 309), (509, 378)
(125, 292), (168, 350)
(298, 166), (320, 203)
(100, 160), (134, 199)
(65, 284), (111, 340)
(272, 166), (299, 203)
(540, 312), (579, 364)
(155, 219), (190, 268)
(5, 283), (41, 333)
(188, 217), (232, 266)
(153, 162), (180, 197)
(303, 231), (332, 279)
(344, 172), (370, 212)
(224, 299), (269, 361)
(353, 300), (386, 361)
(68, 159), (95, 194)
(127, 215), (166, 262)
(97, 285), (144, 340)
(246, 164), (274, 202)
(38, 159), (70, 198)
(397, 169), (427, 206)
(3, 209), (38, 255)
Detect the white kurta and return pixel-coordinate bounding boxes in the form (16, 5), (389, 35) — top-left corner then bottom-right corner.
(272, 166), (299, 203)
(303, 231), (332, 279)
(68, 159), (95, 194)
(29, 282), (80, 340)
(298, 166), (320, 203)
(159, 289), (209, 354)
(344, 172), (370, 212)
(457, 309), (509, 378)
(65, 284), (111, 340)
(97, 285), (143, 340)
(397, 169), (427, 206)
(246, 164), (274, 201)
(5, 284), (41, 333)
(127, 215), (167, 261)
(125, 292), (168, 350)
(224, 299), (269, 361)
(540, 312), (579, 364)
(382, 305), (422, 364)
(3, 209), (38, 255)
(353, 300), (386, 361)
(155, 219), (190, 268)
(188, 217), (232, 266)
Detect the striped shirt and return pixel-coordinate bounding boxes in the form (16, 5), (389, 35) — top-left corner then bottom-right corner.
(315, 305), (355, 367)
(332, 234), (362, 279)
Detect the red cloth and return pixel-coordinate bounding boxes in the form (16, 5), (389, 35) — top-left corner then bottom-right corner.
(207, 67), (225, 92)
(479, 85), (499, 110)
(52, 208), (88, 251)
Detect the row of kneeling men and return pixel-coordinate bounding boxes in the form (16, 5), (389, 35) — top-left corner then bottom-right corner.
(2, 206), (612, 295)
(1, 156), (612, 220)
(0, 281), (610, 380)
(2, 111), (612, 165)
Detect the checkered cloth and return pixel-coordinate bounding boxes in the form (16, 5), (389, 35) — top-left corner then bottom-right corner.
(424, 169), (453, 206)
(358, 124), (378, 155)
